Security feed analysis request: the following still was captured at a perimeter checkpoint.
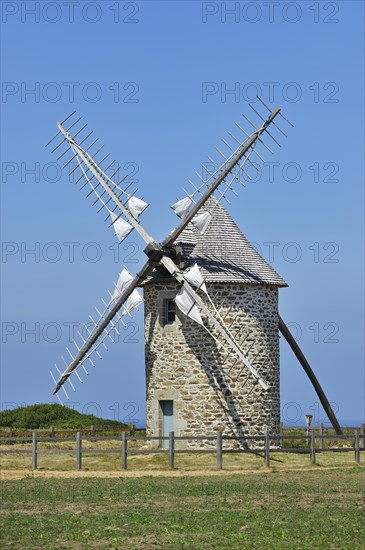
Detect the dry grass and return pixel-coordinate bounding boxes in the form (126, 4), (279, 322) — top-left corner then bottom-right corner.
(0, 437), (362, 479)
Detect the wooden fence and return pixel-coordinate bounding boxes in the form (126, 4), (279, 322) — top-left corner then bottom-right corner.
(1, 426), (364, 471)
(0, 424), (140, 439)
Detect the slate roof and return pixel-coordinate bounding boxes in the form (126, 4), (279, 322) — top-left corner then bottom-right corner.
(177, 199), (287, 286)
(146, 198), (287, 287)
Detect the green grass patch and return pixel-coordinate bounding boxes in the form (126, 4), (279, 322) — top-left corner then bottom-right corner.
(1, 468), (364, 549)
(0, 404), (128, 431)
(282, 426), (357, 449)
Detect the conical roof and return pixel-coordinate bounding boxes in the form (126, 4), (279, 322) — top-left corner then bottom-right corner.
(175, 199), (287, 287)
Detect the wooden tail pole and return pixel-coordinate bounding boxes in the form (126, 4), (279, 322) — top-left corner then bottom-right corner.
(279, 316), (343, 436)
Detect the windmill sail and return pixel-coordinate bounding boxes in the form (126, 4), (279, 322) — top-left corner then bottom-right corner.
(163, 105), (283, 248)
(46, 104), (289, 397)
(170, 196), (193, 218)
(110, 212), (133, 242)
(128, 196), (148, 218)
(175, 287), (204, 325)
(191, 211), (212, 234)
(183, 263), (207, 294)
(49, 260), (154, 396)
(47, 114), (153, 246)
(45, 104), (342, 436)
(110, 268), (134, 303)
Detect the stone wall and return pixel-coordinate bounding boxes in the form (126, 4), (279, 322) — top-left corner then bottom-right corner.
(144, 281), (280, 449)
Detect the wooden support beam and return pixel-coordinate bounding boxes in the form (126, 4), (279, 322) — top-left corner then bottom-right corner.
(279, 316), (343, 435)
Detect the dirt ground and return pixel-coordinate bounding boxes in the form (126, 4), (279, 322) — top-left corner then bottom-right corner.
(1, 463), (360, 481)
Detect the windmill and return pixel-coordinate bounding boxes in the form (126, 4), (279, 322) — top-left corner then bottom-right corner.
(45, 100), (342, 447)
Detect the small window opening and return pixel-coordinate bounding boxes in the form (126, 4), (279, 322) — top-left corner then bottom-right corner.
(163, 299), (176, 325)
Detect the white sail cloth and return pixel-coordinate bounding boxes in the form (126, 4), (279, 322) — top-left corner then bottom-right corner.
(175, 287), (203, 325)
(110, 269), (142, 314)
(183, 264), (207, 294)
(170, 196), (212, 234)
(191, 211), (212, 234)
(111, 268), (134, 302)
(124, 289), (143, 315)
(128, 196), (148, 218)
(170, 196), (193, 219)
(110, 212), (133, 242)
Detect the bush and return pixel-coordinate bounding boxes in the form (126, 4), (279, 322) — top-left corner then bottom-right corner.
(0, 404), (127, 430)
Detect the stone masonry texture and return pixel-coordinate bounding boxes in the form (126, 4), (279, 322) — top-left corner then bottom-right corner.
(144, 280), (280, 449)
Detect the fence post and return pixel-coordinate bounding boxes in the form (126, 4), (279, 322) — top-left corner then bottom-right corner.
(169, 431), (175, 469)
(354, 429), (360, 464)
(49, 426), (55, 438)
(130, 424), (136, 436)
(319, 423), (324, 450)
(122, 431), (128, 470)
(8, 426), (14, 445)
(264, 429), (270, 467)
(32, 432), (38, 470)
(76, 432), (82, 470)
(216, 431), (223, 470)
(279, 422), (284, 447)
(360, 423), (365, 449)
(310, 429), (316, 464)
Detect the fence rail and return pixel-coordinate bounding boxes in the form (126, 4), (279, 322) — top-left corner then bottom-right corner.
(0, 424), (141, 438)
(0, 426), (364, 471)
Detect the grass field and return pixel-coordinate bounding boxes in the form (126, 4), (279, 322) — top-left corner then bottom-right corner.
(2, 409), (363, 547)
(1, 465), (364, 549)
(1, 436), (364, 548)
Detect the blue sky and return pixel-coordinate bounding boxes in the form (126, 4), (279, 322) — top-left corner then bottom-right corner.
(1, 0), (364, 427)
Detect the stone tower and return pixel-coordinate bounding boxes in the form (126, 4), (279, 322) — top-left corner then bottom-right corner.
(144, 202), (287, 448)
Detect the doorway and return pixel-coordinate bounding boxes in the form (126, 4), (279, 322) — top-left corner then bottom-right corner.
(160, 400), (174, 449)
